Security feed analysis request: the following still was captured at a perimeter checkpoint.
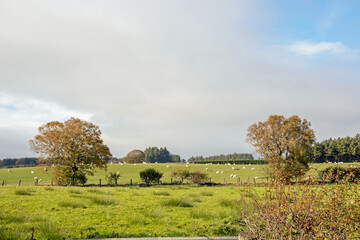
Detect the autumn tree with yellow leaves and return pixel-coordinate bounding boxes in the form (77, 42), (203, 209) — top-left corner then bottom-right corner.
(29, 117), (111, 186)
(247, 115), (315, 181)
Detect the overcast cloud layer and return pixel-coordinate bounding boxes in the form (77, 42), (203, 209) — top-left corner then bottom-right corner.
(0, 1), (359, 159)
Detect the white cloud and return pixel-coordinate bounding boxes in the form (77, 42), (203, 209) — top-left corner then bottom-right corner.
(288, 41), (358, 57)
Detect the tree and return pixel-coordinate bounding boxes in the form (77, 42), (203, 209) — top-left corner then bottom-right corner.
(29, 117), (111, 186)
(172, 168), (190, 183)
(247, 115), (315, 181)
(144, 146), (174, 163)
(122, 149), (145, 163)
(139, 168), (163, 186)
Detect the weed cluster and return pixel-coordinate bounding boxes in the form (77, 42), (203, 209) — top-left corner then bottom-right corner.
(240, 179), (360, 239)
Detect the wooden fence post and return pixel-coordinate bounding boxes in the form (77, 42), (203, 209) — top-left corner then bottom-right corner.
(130, 179), (132, 185)
(99, 179), (101, 187)
(2, 180), (4, 186)
(18, 180), (21, 186)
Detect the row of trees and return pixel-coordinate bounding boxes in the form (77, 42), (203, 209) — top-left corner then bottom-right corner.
(187, 153), (253, 162)
(0, 158), (37, 168)
(144, 147), (182, 163)
(308, 134), (360, 162)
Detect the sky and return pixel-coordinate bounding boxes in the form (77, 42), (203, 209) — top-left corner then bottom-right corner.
(0, 0), (359, 159)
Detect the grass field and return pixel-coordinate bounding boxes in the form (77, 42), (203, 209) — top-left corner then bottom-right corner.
(0, 185), (253, 239)
(0, 162), (358, 186)
(1, 163), (359, 239)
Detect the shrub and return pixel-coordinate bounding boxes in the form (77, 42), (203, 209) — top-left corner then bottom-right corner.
(189, 171), (208, 184)
(171, 168), (190, 183)
(105, 171), (120, 185)
(319, 166), (360, 183)
(139, 168), (163, 186)
(240, 180), (360, 239)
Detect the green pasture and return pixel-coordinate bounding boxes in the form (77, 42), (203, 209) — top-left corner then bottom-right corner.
(0, 162), (358, 186)
(0, 185), (254, 239)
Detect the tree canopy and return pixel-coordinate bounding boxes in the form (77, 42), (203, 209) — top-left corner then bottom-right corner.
(122, 149), (145, 163)
(29, 117), (111, 185)
(247, 115), (315, 181)
(144, 147), (181, 163)
(309, 134), (360, 162)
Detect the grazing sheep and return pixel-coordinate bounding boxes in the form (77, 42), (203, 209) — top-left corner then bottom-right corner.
(243, 167), (246, 169)
(220, 171), (224, 174)
(8, 169), (11, 172)
(206, 168), (208, 170)
(186, 165), (189, 167)
(216, 171), (219, 174)
(31, 171), (35, 174)
(254, 177), (258, 180)
(232, 167), (235, 170)
(251, 168), (255, 170)
(233, 175), (237, 178)
(34, 177), (38, 180)
(166, 165), (169, 168)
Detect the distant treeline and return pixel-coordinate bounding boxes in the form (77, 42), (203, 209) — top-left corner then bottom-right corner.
(189, 159), (266, 165)
(0, 158), (38, 168)
(187, 153), (254, 162)
(144, 147), (182, 163)
(309, 134), (360, 163)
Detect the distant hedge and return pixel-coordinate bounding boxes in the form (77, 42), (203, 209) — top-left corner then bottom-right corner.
(188, 159), (266, 165)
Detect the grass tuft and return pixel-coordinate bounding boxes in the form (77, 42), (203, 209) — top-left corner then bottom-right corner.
(68, 189), (82, 194)
(200, 191), (214, 196)
(14, 188), (32, 196)
(153, 191), (170, 196)
(161, 197), (193, 207)
(58, 200), (87, 208)
(36, 221), (65, 240)
(44, 187), (55, 191)
(88, 196), (117, 205)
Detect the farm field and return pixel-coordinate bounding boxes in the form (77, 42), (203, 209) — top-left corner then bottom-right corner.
(0, 185), (253, 239)
(0, 162), (358, 186)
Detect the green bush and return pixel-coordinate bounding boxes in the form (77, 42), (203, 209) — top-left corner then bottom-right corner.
(139, 168), (163, 186)
(105, 171), (120, 185)
(171, 168), (190, 183)
(189, 171), (208, 184)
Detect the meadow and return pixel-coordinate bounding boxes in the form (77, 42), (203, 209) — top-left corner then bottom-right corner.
(1, 162), (357, 186)
(1, 162), (359, 239)
(0, 185), (252, 239)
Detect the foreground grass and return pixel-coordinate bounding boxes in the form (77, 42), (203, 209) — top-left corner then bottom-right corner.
(0, 186), (247, 239)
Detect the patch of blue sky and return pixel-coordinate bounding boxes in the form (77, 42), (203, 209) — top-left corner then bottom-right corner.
(267, 0), (360, 48)
(0, 104), (15, 110)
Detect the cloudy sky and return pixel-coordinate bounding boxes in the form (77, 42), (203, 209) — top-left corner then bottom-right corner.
(0, 1), (359, 159)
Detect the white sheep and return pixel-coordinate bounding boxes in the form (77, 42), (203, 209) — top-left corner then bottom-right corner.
(206, 168), (208, 170)
(8, 169), (11, 172)
(254, 177), (258, 180)
(216, 171), (219, 174)
(166, 165), (169, 168)
(232, 167), (235, 170)
(34, 177), (38, 180)
(233, 174), (237, 178)
(230, 174), (233, 177)
(31, 171), (34, 174)
(251, 168), (255, 170)
(221, 171), (224, 174)
(243, 167), (246, 169)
